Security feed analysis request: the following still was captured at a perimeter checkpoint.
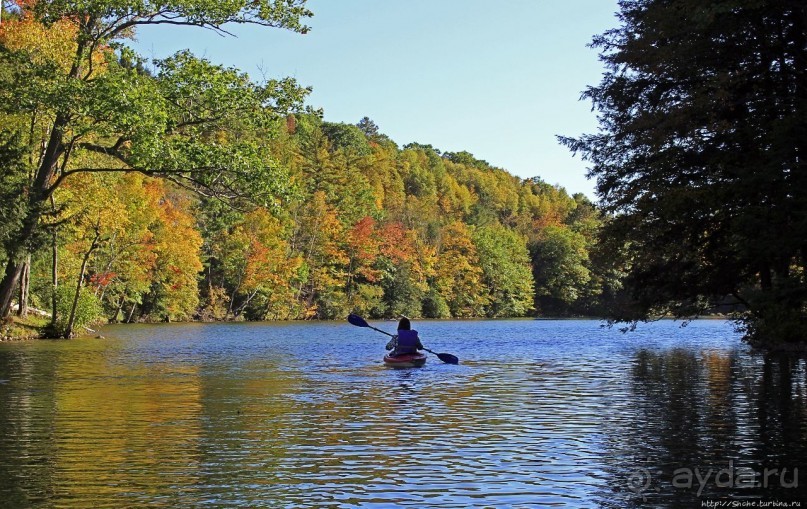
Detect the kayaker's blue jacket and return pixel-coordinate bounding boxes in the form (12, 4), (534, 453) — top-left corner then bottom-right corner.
(386, 329), (423, 355)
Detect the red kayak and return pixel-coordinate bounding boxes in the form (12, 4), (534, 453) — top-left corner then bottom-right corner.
(383, 352), (427, 368)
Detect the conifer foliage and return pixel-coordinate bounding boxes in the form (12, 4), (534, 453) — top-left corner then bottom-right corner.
(562, 0), (807, 346)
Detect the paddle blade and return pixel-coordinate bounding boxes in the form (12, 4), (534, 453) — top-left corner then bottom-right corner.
(347, 314), (369, 328)
(437, 352), (459, 365)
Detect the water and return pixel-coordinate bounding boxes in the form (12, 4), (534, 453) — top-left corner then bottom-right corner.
(0, 319), (805, 508)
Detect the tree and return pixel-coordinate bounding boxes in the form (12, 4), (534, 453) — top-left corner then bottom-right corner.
(293, 191), (349, 318)
(214, 208), (298, 319)
(294, 114), (377, 224)
(0, 133), (28, 268)
(0, 0), (312, 319)
(530, 225), (591, 314)
(374, 221), (428, 318)
(139, 186), (203, 322)
(58, 171), (124, 336)
(432, 221), (488, 317)
(344, 216), (383, 315)
(321, 121), (371, 157)
(91, 174), (164, 323)
(561, 0), (807, 346)
(472, 224), (534, 317)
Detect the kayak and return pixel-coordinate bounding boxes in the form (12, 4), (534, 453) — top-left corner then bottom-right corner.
(383, 352), (427, 368)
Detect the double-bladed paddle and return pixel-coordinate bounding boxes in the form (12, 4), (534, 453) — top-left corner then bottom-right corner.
(347, 314), (459, 365)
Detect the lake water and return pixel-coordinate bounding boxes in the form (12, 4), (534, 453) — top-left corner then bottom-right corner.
(0, 319), (805, 508)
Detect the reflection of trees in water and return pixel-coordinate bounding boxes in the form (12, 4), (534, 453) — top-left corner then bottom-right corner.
(0, 350), (205, 508)
(0, 348), (59, 507)
(0, 345), (211, 506)
(596, 349), (807, 508)
(758, 355), (807, 458)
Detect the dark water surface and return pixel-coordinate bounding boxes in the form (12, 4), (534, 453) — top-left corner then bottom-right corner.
(0, 319), (806, 508)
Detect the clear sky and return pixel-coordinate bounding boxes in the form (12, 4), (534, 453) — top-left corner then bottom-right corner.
(130, 0), (620, 199)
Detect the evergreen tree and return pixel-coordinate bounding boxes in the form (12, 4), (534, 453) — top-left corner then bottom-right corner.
(561, 0), (807, 346)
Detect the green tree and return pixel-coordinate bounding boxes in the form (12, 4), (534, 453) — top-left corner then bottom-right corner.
(561, 0), (807, 346)
(472, 224), (534, 317)
(321, 121), (371, 157)
(0, 0), (312, 319)
(530, 225), (590, 315)
(294, 115), (377, 224)
(0, 133), (28, 268)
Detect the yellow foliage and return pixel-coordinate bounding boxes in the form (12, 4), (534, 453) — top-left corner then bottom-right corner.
(0, 12), (107, 76)
(0, 17), (77, 71)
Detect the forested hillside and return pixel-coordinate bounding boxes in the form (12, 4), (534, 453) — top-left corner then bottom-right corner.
(0, 1), (612, 336)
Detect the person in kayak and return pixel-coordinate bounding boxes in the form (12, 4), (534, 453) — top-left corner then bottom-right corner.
(386, 316), (423, 357)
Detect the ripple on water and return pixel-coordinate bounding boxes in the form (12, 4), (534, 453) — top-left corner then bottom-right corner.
(0, 320), (804, 507)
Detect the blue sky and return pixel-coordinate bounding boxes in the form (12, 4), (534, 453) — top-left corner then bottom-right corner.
(130, 0), (620, 199)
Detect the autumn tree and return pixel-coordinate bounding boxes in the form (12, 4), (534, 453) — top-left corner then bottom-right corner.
(138, 187), (203, 322)
(214, 208), (299, 319)
(92, 174), (164, 323)
(431, 221), (488, 317)
(345, 216), (384, 316)
(1, 0), (615, 332)
(0, 0), (312, 321)
(376, 221), (428, 318)
(293, 191), (349, 318)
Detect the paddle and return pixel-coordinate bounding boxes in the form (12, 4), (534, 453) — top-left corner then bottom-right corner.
(347, 314), (459, 364)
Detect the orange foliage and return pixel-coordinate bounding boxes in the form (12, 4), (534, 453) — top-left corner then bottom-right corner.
(532, 211), (564, 232)
(0, 16), (78, 71)
(347, 216), (381, 282)
(378, 222), (415, 264)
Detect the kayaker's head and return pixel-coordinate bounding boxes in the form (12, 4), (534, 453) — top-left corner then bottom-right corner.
(397, 316), (411, 331)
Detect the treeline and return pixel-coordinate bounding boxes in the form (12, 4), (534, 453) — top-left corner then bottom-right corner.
(0, 1), (615, 336)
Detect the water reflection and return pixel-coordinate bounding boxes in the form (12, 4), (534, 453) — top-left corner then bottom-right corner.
(0, 321), (805, 507)
(601, 349), (807, 507)
(0, 341), (208, 507)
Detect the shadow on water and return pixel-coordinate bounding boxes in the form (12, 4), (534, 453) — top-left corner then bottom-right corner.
(597, 349), (807, 508)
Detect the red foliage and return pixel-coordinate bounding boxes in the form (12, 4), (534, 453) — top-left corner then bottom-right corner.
(378, 222), (412, 263)
(88, 272), (117, 288)
(349, 216), (378, 260)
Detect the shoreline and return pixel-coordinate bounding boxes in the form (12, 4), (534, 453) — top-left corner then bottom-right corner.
(0, 315), (49, 342)
(5, 315), (806, 354)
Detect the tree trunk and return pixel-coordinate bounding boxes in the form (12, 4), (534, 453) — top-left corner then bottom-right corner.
(0, 117), (68, 318)
(0, 260), (24, 317)
(111, 295), (125, 322)
(51, 227), (58, 327)
(65, 229), (100, 338)
(65, 253), (89, 338)
(234, 288), (260, 318)
(16, 256), (30, 317)
(127, 302), (137, 323)
(225, 270), (245, 320)
(0, 30), (88, 319)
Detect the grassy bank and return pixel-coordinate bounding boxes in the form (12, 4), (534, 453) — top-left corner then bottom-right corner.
(0, 315), (49, 341)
